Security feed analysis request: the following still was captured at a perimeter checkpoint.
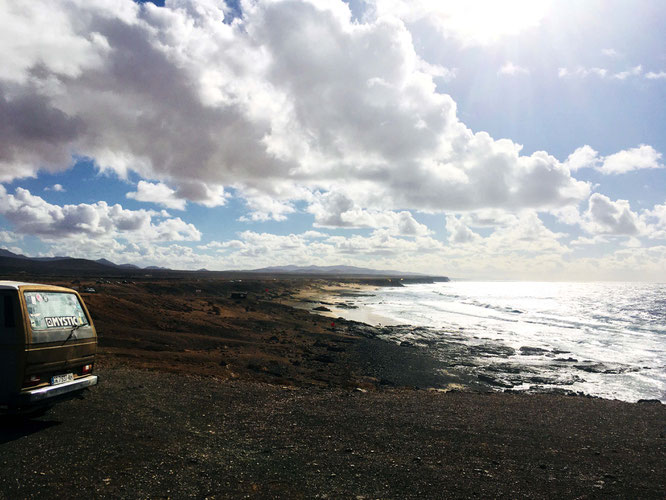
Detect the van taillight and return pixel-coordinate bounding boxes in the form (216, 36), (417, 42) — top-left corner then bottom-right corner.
(82, 364), (93, 374)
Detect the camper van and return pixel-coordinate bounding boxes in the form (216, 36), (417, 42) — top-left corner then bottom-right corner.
(0, 281), (98, 414)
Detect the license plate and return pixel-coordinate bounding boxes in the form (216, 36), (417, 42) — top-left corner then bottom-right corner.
(51, 373), (74, 385)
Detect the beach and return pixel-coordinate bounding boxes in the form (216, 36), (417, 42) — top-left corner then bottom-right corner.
(1, 276), (664, 498)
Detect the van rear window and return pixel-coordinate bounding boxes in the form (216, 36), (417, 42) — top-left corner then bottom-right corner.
(24, 292), (89, 331)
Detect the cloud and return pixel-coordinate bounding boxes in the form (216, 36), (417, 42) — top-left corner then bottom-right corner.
(458, 209), (519, 228)
(0, 0), (591, 222)
(0, 230), (21, 244)
(366, 0), (552, 46)
(445, 216), (481, 244)
(558, 65), (644, 80)
(601, 48), (619, 57)
(646, 71), (666, 80)
(238, 192), (296, 222)
(641, 203), (666, 239)
(558, 67), (607, 78)
(597, 145), (662, 175)
(565, 145), (601, 171)
(44, 183), (65, 192)
(582, 193), (644, 236)
(557, 196), (666, 241)
(126, 181), (187, 210)
(308, 192), (431, 236)
(0, 185), (200, 242)
(480, 212), (568, 255)
(570, 235), (608, 246)
(565, 144), (663, 175)
(613, 65), (642, 80)
(498, 61), (529, 76)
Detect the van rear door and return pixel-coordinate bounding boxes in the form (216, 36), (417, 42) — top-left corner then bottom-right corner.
(22, 290), (97, 387)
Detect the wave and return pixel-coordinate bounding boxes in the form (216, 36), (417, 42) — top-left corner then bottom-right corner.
(346, 281), (666, 402)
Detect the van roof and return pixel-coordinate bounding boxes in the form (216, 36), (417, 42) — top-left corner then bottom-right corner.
(0, 281), (36, 290)
(0, 281), (74, 292)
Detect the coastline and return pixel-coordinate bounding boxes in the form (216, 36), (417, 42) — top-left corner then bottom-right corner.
(286, 281), (402, 326)
(1, 275), (664, 497)
(294, 281), (666, 402)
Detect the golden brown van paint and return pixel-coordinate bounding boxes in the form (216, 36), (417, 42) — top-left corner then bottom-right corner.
(0, 282), (98, 413)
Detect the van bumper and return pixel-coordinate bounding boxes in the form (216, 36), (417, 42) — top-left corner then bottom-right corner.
(17, 375), (98, 405)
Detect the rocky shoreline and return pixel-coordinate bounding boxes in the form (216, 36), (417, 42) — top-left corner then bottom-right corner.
(294, 283), (663, 401)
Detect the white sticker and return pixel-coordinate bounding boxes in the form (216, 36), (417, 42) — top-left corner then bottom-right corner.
(45, 316), (80, 328)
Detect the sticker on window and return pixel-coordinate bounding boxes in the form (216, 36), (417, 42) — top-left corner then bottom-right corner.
(44, 316), (82, 328)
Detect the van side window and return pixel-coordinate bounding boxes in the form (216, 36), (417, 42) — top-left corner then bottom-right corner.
(2, 294), (15, 328)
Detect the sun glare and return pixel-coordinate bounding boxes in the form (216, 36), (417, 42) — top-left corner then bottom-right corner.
(428, 0), (553, 45)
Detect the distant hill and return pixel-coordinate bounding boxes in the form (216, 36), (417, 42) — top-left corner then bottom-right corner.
(0, 255), (121, 274)
(96, 258), (118, 267)
(0, 249), (25, 259)
(0, 248), (445, 281)
(0, 248), (169, 275)
(249, 265), (424, 276)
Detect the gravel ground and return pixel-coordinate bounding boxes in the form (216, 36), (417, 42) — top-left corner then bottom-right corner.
(0, 367), (664, 499)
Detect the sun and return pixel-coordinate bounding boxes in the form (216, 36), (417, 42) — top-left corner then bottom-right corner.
(389, 0), (554, 45)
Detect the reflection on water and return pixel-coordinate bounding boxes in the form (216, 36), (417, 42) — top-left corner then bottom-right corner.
(341, 281), (666, 403)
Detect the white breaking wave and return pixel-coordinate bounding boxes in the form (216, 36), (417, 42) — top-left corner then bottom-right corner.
(344, 281), (666, 403)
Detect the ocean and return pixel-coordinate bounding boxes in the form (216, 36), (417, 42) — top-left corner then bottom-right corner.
(332, 281), (666, 403)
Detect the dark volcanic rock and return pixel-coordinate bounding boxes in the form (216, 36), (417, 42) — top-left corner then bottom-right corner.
(574, 362), (636, 374)
(468, 344), (516, 357)
(477, 373), (514, 388)
(519, 346), (550, 356)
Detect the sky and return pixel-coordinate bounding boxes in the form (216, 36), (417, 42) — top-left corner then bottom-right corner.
(0, 0), (665, 280)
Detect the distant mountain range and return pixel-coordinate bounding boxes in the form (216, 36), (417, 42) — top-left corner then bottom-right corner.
(0, 248), (436, 278)
(249, 265), (424, 276)
(0, 248), (172, 273)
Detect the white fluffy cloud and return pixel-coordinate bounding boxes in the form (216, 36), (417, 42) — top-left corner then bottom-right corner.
(646, 71), (666, 80)
(582, 193), (645, 236)
(126, 181), (187, 210)
(565, 145), (663, 174)
(598, 145), (663, 175)
(445, 216), (481, 244)
(641, 204), (666, 239)
(0, 0), (592, 219)
(0, 186), (200, 242)
(565, 145), (601, 171)
(308, 192), (430, 236)
(556, 195), (666, 242)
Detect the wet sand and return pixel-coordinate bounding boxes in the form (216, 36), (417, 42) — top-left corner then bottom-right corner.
(287, 282), (402, 326)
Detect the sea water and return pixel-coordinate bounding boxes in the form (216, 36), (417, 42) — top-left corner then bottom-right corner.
(341, 281), (666, 403)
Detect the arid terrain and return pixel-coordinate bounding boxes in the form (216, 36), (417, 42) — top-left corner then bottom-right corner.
(0, 275), (664, 498)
